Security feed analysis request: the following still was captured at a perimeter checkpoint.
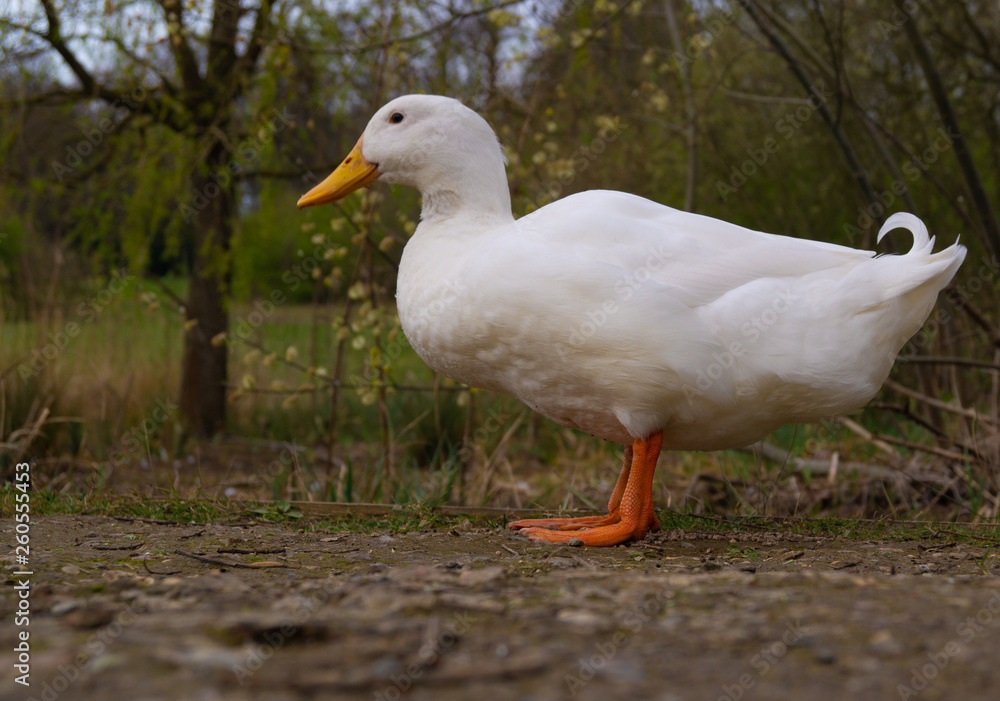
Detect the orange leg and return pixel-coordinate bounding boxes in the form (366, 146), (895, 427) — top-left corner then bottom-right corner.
(511, 433), (663, 547)
(508, 447), (632, 531)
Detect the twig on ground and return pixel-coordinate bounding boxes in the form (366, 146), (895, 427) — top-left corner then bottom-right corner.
(114, 516), (207, 526)
(174, 549), (290, 569)
(143, 557), (181, 576)
(750, 440), (897, 479)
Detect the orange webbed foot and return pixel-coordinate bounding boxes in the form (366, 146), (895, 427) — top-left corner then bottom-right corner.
(508, 446), (632, 533)
(510, 434), (662, 548)
(507, 511), (621, 532)
(518, 521), (649, 546)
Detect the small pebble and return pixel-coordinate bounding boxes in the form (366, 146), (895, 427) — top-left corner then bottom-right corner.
(368, 655), (402, 677)
(816, 648), (837, 664)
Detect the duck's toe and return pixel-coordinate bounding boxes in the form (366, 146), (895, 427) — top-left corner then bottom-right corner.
(507, 512), (621, 531)
(518, 520), (647, 547)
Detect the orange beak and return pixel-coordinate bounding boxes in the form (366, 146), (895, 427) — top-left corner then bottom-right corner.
(297, 136), (380, 209)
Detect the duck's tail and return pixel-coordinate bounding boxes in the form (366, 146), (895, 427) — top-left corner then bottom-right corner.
(878, 212), (934, 254)
(829, 213), (967, 402)
(874, 213), (966, 300)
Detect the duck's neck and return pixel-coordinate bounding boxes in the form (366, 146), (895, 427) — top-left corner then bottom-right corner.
(418, 157), (514, 226)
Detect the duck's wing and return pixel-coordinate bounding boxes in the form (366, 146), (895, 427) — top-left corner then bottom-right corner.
(456, 190), (864, 413)
(511, 190), (875, 308)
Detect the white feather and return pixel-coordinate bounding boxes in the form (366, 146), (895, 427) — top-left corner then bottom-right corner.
(360, 95), (967, 450)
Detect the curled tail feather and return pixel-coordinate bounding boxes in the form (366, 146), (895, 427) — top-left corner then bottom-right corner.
(877, 212), (936, 255)
(871, 212), (966, 301)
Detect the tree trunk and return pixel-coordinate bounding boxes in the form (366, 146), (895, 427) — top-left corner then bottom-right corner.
(34, 0), (273, 439)
(180, 140), (233, 437)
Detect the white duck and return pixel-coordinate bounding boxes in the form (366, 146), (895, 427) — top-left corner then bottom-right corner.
(298, 95), (966, 546)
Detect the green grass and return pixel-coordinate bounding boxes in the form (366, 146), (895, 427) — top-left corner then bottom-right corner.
(7, 485), (1000, 546)
(0, 280), (504, 472)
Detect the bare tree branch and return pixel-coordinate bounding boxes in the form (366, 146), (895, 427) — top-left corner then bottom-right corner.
(239, 0), (277, 79)
(31, 0), (187, 131)
(664, 0), (697, 212)
(157, 0), (206, 95)
(101, 31), (179, 98)
(902, 10), (1000, 258)
(39, 0), (97, 95)
(289, 0), (528, 56)
(744, 2), (924, 217)
(737, 0), (880, 217)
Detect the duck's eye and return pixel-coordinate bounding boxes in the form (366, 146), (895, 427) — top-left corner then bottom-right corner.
(390, 112), (404, 124)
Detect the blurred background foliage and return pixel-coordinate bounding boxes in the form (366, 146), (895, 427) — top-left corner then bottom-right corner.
(1, 0), (997, 520)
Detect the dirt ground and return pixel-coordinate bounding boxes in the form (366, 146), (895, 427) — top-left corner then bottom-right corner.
(4, 513), (1000, 701)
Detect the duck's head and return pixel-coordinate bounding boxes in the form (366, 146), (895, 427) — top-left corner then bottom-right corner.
(297, 94), (510, 219)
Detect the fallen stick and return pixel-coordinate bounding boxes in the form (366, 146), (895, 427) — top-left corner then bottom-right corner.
(174, 549), (289, 569)
(885, 379), (993, 425)
(860, 432), (973, 463)
(747, 441), (897, 479)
